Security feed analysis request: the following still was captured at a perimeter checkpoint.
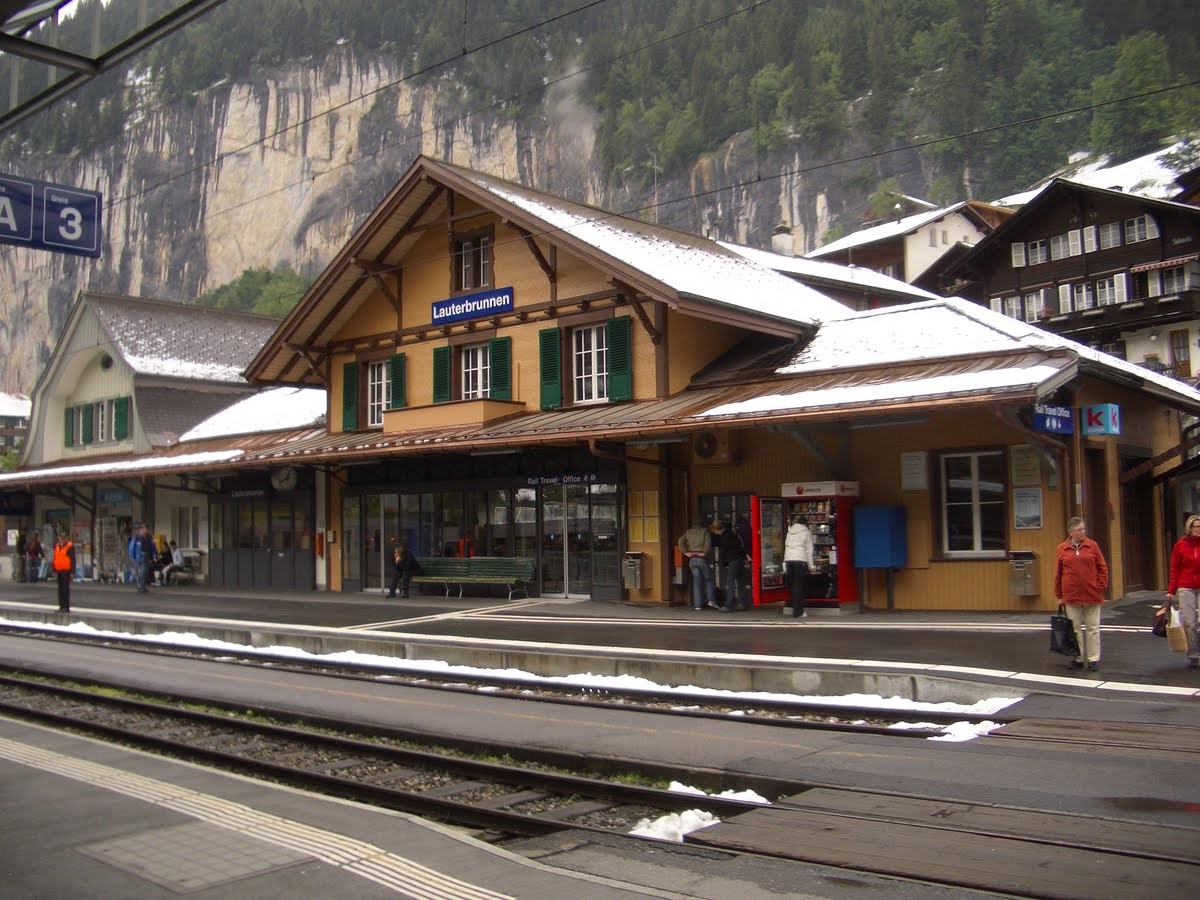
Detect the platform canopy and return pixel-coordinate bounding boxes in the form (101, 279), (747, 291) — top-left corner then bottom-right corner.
(0, 0), (227, 133)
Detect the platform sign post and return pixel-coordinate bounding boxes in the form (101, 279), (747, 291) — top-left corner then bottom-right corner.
(0, 172), (102, 259)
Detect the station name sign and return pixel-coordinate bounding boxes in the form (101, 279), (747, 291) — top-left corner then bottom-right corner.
(0, 172), (103, 258)
(431, 286), (514, 325)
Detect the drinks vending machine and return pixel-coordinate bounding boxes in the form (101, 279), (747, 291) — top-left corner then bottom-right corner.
(750, 481), (859, 608)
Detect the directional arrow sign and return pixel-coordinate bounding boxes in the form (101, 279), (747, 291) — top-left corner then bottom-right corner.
(0, 172), (102, 259)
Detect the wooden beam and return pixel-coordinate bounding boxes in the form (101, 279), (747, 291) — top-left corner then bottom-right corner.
(613, 280), (661, 345)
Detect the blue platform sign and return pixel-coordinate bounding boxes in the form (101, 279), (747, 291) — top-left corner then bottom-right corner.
(1032, 403), (1074, 435)
(0, 172), (102, 258)
(431, 286), (513, 325)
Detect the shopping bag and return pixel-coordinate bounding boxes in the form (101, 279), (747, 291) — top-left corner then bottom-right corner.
(1152, 603), (1170, 638)
(1050, 605), (1080, 656)
(1166, 607), (1188, 652)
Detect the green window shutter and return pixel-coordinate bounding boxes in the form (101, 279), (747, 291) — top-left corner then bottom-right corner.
(432, 346), (451, 403)
(113, 396), (129, 440)
(606, 316), (633, 401)
(539, 328), (562, 410)
(388, 353), (406, 409)
(341, 362), (359, 431)
(64, 407), (75, 447)
(81, 403), (94, 444)
(488, 336), (512, 401)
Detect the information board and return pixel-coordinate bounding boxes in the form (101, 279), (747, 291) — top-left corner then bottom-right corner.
(0, 172), (102, 258)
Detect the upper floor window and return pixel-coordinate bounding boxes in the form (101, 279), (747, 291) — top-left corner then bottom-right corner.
(462, 343), (491, 400)
(1124, 215), (1159, 244)
(1096, 273), (1127, 306)
(1026, 239), (1048, 265)
(1050, 230), (1082, 260)
(432, 338), (510, 404)
(573, 324), (609, 404)
(1163, 266), (1187, 294)
(342, 355), (405, 432)
(538, 317), (632, 410)
(64, 396), (129, 448)
(1002, 296), (1021, 319)
(1072, 282), (1094, 311)
(929, 230), (937, 248)
(1098, 222), (1122, 249)
(454, 232), (493, 292)
(366, 359), (392, 427)
(1023, 290), (1046, 322)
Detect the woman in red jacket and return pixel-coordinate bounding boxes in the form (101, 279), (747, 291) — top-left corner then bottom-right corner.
(1166, 514), (1200, 668)
(1053, 516), (1108, 671)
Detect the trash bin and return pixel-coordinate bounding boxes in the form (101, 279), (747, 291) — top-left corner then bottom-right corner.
(1008, 550), (1038, 597)
(622, 551), (646, 590)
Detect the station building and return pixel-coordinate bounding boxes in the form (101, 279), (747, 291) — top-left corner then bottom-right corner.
(5, 157), (1200, 609)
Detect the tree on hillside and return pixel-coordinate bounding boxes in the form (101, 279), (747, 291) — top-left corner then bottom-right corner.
(1090, 32), (1174, 160)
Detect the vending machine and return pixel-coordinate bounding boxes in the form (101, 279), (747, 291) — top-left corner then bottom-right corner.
(750, 481), (859, 608)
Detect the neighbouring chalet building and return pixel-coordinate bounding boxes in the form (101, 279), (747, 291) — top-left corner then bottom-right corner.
(942, 179), (1200, 380)
(7, 294), (295, 580)
(804, 200), (1014, 288)
(7, 157), (1200, 610)
(0, 391), (31, 456)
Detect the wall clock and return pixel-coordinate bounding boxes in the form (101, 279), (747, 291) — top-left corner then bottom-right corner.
(270, 466), (299, 492)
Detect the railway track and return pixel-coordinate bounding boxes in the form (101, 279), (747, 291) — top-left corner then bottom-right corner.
(0, 672), (767, 842)
(0, 623), (1011, 734)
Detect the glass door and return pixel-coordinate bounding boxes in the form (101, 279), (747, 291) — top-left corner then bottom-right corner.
(540, 481), (618, 598)
(540, 488), (565, 595)
(565, 482), (592, 597)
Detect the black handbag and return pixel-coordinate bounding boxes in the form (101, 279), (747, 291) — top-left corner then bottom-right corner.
(1152, 602), (1170, 638)
(1050, 604), (1080, 655)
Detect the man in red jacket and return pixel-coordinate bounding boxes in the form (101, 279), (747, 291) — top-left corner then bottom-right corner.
(1054, 516), (1108, 671)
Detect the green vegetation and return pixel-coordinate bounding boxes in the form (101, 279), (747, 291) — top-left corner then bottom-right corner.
(194, 264), (311, 317)
(0, 449), (19, 472)
(4, 1), (1198, 203)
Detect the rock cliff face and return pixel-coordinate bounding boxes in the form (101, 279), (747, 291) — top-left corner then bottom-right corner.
(0, 48), (908, 394)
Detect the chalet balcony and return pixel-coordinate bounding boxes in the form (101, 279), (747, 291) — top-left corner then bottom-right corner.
(1041, 288), (1200, 340)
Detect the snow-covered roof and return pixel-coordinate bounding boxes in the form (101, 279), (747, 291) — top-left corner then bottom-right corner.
(994, 141), (1190, 207)
(806, 204), (959, 259)
(459, 168), (851, 326)
(88, 294), (282, 383)
(717, 242), (939, 301)
(181, 387), (327, 441)
(0, 392), (31, 419)
(0, 449), (244, 487)
(692, 296), (1200, 421)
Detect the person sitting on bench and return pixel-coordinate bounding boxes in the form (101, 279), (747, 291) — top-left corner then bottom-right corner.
(160, 540), (185, 585)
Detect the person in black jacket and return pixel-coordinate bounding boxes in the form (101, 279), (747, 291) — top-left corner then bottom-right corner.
(387, 544), (420, 598)
(712, 518), (748, 612)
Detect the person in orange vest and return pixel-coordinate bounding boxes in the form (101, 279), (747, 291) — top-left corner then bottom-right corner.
(52, 531), (75, 613)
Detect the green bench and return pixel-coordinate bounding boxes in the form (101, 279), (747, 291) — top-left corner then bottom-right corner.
(412, 556), (536, 600)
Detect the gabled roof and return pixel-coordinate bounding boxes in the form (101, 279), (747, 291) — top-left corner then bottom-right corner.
(85, 293), (282, 383)
(948, 178), (1200, 275)
(248, 156), (850, 385)
(717, 241), (939, 303)
(805, 201), (1012, 260)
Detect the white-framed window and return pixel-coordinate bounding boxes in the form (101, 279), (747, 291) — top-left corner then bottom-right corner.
(1073, 282), (1094, 311)
(939, 449), (1006, 557)
(366, 359), (391, 427)
(173, 506), (201, 549)
(1124, 214), (1159, 244)
(1011, 242), (1027, 267)
(941, 229), (949, 245)
(929, 229), (937, 248)
(1050, 234), (1070, 260)
(1026, 239), (1048, 265)
(1004, 296), (1022, 319)
(1023, 290), (1046, 322)
(1096, 274), (1127, 306)
(989, 297), (1003, 314)
(454, 234), (492, 291)
(1163, 266), (1187, 294)
(93, 399), (111, 443)
(573, 323), (608, 403)
(1098, 222), (1121, 249)
(461, 343), (491, 400)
